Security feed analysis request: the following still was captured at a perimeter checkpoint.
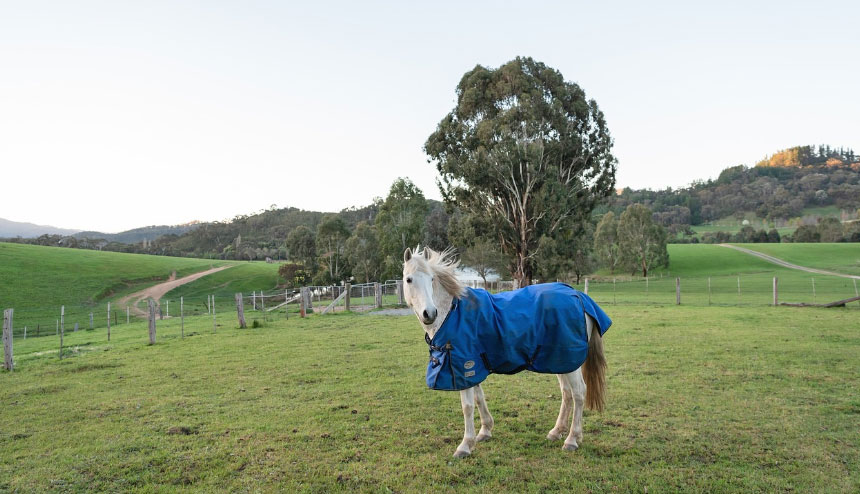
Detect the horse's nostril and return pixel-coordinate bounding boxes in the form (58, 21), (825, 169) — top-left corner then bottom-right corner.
(422, 310), (430, 320)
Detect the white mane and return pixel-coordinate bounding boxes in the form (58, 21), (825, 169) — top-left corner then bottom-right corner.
(404, 245), (466, 298)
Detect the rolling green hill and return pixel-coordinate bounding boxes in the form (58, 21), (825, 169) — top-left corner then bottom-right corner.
(0, 243), (238, 333)
(0, 243), (229, 310)
(731, 243), (860, 276)
(584, 244), (859, 307)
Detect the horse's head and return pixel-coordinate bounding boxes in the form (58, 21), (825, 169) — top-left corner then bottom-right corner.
(403, 247), (438, 324)
(403, 246), (466, 327)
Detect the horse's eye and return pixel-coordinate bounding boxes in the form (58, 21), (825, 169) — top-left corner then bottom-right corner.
(406, 277), (412, 283)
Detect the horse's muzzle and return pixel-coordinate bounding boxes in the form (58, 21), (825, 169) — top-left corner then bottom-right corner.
(422, 308), (437, 324)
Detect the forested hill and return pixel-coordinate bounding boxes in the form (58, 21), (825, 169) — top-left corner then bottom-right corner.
(73, 223), (202, 244)
(602, 144), (860, 234)
(756, 144), (856, 168)
(125, 204), (380, 260)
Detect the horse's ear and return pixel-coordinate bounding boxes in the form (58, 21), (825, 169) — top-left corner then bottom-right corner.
(403, 248), (412, 262)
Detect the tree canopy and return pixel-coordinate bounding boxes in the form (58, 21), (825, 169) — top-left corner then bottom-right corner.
(425, 57), (616, 286)
(375, 178), (429, 279)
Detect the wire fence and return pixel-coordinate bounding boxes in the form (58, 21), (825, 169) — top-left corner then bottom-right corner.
(3, 273), (857, 361)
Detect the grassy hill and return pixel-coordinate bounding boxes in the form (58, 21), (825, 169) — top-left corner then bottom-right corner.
(0, 243), (237, 332)
(732, 243), (860, 276)
(585, 244), (859, 307)
(165, 262), (283, 301)
(1, 306), (857, 492)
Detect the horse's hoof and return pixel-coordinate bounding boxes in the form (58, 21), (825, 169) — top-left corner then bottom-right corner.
(453, 448), (471, 458)
(546, 429), (565, 441)
(562, 441), (579, 451)
(476, 432), (492, 442)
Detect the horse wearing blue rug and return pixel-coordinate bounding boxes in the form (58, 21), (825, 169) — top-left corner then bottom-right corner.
(404, 246), (610, 458)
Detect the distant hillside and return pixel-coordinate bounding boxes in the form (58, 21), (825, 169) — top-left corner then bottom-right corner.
(756, 145), (857, 168)
(134, 203), (382, 260)
(74, 223), (202, 244)
(0, 217), (81, 238)
(603, 144), (860, 237)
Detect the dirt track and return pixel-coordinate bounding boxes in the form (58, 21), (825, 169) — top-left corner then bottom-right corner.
(718, 244), (860, 280)
(118, 266), (232, 317)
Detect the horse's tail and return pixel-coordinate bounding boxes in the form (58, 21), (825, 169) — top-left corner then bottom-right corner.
(582, 320), (607, 412)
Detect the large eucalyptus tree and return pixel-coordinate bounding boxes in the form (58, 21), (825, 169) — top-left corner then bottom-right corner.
(425, 57), (616, 286)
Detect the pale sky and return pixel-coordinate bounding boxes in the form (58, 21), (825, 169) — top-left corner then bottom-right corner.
(2, 1), (858, 233)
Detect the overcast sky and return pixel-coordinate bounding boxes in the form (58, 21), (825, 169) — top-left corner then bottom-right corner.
(2, 1), (858, 233)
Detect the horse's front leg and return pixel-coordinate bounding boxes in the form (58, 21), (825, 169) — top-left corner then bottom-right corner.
(454, 387), (477, 458)
(474, 383), (494, 442)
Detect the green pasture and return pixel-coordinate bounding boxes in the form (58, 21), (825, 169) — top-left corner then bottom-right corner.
(585, 244), (860, 307)
(689, 205), (847, 236)
(1, 305), (857, 492)
(166, 261), (283, 301)
(733, 243), (860, 276)
(0, 243), (229, 309)
(0, 243), (233, 329)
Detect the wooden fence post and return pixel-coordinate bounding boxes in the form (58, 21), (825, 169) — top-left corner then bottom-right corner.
(126, 307), (130, 324)
(344, 284), (351, 311)
(584, 278), (589, 295)
(166, 299), (169, 318)
(811, 277), (816, 304)
(3, 309), (13, 371)
(252, 291), (256, 311)
(60, 306), (64, 359)
(180, 296), (184, 338)
(773, 277), (779, 306)
(261, 291), (265, 314)
(284, 289), (289, 319)
(676, 277), (681, 305)
(148, 299), (156, 345)
(300, 288), (307, 318)
(212, 295), (217, 333)
(23, 326), (27, 340)
(74, 323), (78, 332)
(107, 301), (111, 341)
(374, 282), (382, 308)
(854, 279), (859, 306)
(396, 280), (404, 305)
(236, 293), (247, 329)
(89, 312), (93, 330)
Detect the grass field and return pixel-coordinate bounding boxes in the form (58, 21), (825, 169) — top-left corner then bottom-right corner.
(0, 243), (230, 310)
(0, 243), (237, 331)
(733, 243), (860, 276)
(1, 306), (857, 492)
(166, 262), (283, 301)
(587, 244), (860, 307)
(689, 206), (848, 237)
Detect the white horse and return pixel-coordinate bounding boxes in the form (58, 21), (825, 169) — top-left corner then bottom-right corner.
(403, 246), (607, 458)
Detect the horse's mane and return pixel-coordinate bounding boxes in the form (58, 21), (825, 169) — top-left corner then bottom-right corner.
(410, 245), (466, 298)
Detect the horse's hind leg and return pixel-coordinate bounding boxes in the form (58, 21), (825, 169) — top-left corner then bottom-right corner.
(475, 384), (494, 442)
(547, 374), (573, 441)
(563, 369), (586, 451)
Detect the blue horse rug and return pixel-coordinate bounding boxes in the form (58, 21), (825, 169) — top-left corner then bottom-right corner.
(425, 282), (611, 391)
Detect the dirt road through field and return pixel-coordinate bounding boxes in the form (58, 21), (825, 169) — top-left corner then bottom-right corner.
(118, 266), (233, 317)
(719, 244), (860, 280)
